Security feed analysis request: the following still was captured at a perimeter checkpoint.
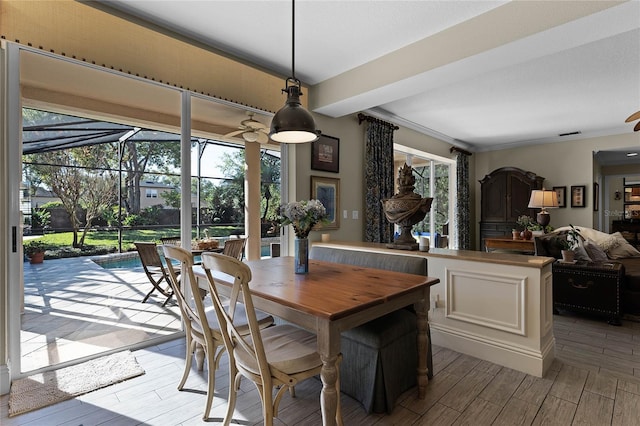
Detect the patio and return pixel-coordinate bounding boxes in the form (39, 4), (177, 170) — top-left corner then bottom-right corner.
(21, 255), (183, 372)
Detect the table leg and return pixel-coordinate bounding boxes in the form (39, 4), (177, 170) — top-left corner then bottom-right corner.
(318, 324), (341, 426)
(320, 353), (341, 426)
(415, 287), (430, 398)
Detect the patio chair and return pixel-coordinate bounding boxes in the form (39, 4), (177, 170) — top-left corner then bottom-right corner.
(222, 237), (246, 260)
(201, 252), (341, 426)
(134, 242), (175, 307)
(162, 245), (274, 420)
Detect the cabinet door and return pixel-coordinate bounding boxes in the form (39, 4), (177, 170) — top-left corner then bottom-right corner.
(481, 173), (507, 222)
(507, 172), (535, 222)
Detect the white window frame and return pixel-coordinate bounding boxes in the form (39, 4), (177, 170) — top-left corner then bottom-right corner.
(394, 143), (457, 249)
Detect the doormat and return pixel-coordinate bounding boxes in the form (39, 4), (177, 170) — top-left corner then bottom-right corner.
(8, 350), (145, 417)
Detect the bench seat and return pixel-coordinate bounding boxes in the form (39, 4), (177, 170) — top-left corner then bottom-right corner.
(309, 245), (432, 413)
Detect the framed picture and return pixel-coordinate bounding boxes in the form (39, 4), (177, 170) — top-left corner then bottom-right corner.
(553, 186), (566, 208)
(571, 185), (586, 208)
(311, 135), (340, 173)
(593, 182), (599, 211)
(311, 176), (340, 230)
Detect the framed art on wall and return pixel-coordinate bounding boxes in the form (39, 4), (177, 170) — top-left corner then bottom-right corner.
(311, 176), (340, 229)
(553, 186), (566, 208)
(571, 185), (586, 208)
(311, 135), (340, 173)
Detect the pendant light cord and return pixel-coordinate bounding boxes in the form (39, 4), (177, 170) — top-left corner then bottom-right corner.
(291, 0), (296, 80)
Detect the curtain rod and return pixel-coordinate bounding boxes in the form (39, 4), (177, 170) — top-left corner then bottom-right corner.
(357, 113), (399, 130)
(450, 146), (472, 156)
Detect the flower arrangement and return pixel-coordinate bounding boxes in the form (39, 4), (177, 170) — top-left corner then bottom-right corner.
(278, 199), (328, 239)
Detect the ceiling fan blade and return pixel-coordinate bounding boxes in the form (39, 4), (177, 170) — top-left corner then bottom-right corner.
(626, 110), (640, 122)
(241, 118), (267, 129)
(224, 130), (244, 138)
(257, 132), (269, 144)
(635, 121), (640, 132)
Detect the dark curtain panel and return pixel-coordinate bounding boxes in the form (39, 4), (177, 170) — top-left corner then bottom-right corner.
(455, 151), (471, 249)
(364, 120), (395, 243)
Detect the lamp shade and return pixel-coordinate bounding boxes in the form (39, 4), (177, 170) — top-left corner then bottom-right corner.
(269, 85), (319, 143)
(528, 190), (559, 211)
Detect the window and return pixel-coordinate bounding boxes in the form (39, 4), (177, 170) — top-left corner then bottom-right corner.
(394, 144), (456, 249)
(145, 189), (158, 198)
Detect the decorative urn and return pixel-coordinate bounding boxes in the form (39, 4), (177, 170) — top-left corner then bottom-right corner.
(382, 163), (433, 250)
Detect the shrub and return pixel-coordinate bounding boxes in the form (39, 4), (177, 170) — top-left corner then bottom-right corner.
(24, 240), (48, 256)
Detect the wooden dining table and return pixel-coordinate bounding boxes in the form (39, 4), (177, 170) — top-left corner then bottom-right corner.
(194, 256), (439, 426)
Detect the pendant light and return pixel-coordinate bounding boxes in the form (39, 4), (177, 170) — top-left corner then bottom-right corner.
(269, 0), (320, 143)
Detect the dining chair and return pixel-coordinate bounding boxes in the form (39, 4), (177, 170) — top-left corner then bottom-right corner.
(222, 237), (246, 260)
(162, 245), (274, 420)
(134, 241), (174, 306)
(200, 252), (342, 426)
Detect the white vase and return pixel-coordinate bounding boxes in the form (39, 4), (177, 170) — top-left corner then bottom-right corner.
(561, 250), (575, 263)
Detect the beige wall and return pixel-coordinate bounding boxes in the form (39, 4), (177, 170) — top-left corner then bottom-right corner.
(294, 114), (461, 244)
(474, 133), (639, 246)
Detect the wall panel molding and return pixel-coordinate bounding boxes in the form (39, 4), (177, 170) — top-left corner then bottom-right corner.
(445, 268), (527, 335)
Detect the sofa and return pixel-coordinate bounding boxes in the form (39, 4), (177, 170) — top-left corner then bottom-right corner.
(309, 245), (432, 414)
(534, 226), (640, 322)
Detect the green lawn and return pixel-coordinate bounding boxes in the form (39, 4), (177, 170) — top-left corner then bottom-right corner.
(27, 226), (242, 257)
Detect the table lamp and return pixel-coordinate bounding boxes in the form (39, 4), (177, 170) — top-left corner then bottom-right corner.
(528, 189), (559, 228)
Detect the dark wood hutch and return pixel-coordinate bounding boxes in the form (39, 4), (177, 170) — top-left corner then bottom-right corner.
(479, 167), (544, 250)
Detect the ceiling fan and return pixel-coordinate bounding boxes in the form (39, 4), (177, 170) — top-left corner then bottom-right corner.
(626, 110), (640, 132)
(224, 111), (270, 143)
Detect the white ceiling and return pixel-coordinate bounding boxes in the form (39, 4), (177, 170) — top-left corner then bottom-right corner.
(93, 0), (640, 160)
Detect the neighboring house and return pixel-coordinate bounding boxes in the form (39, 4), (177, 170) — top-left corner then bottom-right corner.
(139, 181), (202, 210)
(27, 186), (60, 210)
(23, 181), (201, 212)
(138, 180), (174, 210)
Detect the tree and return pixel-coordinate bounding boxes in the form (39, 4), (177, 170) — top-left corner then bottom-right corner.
(121, 137), (181, 214)
(412, 164), (449, 234)
(260, 150), (281, 222)
(25, 145), (118, 248)
(26, 150), (85, 247)
(211, 148), (281, 226)
(79, 171), (117, 246)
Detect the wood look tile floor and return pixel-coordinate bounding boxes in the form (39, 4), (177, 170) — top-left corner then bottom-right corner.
(2, 310), (640, 425)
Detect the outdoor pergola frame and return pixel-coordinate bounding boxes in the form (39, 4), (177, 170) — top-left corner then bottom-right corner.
(22, 109), (280, 252)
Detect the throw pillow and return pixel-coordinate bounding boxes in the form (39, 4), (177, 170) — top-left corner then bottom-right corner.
(584, 239), (609, 262)
(540, 234), (567, 259)
(597, 233), (623, 252)
(607, 233), (640, 259)
(573, 243), (591, 262)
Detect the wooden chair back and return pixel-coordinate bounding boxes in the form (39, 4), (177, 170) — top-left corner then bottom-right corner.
(222, 237), (246, 260)
(134, 242), (174, 306)
(162, 244), (225, 420)
(201, 252), (335, 425)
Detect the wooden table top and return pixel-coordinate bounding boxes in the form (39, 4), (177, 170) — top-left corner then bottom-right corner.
(202, 256), (439, 321)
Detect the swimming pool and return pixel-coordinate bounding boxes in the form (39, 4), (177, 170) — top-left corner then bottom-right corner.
(93, 253), (144, 269)
(96, 245), (273, 269)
